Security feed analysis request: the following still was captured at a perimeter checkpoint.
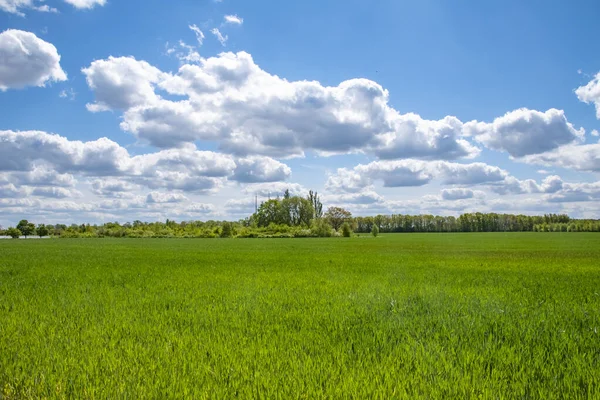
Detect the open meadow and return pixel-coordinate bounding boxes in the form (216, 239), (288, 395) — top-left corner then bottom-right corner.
(1, 233), (599, 398)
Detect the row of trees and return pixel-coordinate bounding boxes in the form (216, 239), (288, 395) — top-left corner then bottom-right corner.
(354, 213), (574, 233)
(2, 194), (599, 238)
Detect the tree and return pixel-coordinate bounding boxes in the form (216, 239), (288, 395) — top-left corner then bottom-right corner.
(37, 224), (49, 238)
(371, 224), (379, 237)
(254, 199), (284, 227)
(7, 227), (21, 239)
(324, 207), (352, 230)
(16, 220), (35, 237)
(220, 222), (233, 238)
(280, 197), (314, 227)
(308, 190), (323, 219)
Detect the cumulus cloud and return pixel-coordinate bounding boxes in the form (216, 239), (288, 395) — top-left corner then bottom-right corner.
(84, 52), (480, 160)
(224, 198), (256, 215)
(521, 143), (600, 172)
(0, 130), (291, 198)
(63, 0), (106, 9)
(1, 166), (76, 187)
(489, 175), (564, 195)
(146, 192), (188, 204)
(326, 160), (510, 193)
(576, 72), (600, 119)
(231, 157), (291, 183)
(0, 29), (66, 90)
(31, 186), (82, 199)
(224, 15), (243, 25)
(82, 56), (167, 112)
(91, 179), (138, 197)
(323, 190), (385, 205)
(464, 108), (584, 158)
(441, 188), (481, 201)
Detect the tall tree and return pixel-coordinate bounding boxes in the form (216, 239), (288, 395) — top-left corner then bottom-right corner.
(324, 207), (352, 230)
(308, 190), (323, 219)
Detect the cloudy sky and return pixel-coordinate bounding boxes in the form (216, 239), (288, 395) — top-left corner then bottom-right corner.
(1, 0), (600, 226)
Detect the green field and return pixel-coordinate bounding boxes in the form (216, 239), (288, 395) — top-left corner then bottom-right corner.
(1, 234), (599, 398)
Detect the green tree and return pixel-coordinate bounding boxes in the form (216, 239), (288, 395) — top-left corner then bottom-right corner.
(7, 227), (21, 239)
(16, 220), (35, 237)
(324, 207), (352, 230)
(36, 224), (49, 238)
(220, 222), (233, 238)
(308, 190), (323, 219)
(341, 222), (352, 237)
(371, 224), (379, 237)
(254, 199), (284, 227)
(280, 197), (314, 227)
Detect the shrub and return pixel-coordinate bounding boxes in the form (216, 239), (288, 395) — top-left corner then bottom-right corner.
(311, 219), (333, 237)
(341, 222), (352, 237)
(371, 224), (379, 237)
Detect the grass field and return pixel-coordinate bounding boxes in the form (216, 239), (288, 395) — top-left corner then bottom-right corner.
(1, 234), (599, 398)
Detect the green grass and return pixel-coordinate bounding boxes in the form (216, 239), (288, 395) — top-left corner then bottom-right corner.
(1, 234), (599, 398)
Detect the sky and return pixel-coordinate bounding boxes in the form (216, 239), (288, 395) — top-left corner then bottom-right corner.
(1, 0), (600, 227)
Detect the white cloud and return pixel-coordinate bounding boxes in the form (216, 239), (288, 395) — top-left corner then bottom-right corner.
(63, 0), (106, 9)
(0, 183), (23, 198)
(91, 179), (138, 197)
(0, 130), (289, 196)
(464, 108), (584, 158)
(241, 182), (307, 197)
(146, 192), (188, 204)
(1, 166), (76, 187)
(592, 129), (599, 137)
(189, 24), (205, 46)
(0, 29), (66, 90)
(323, 190), (385, 205)
(521, 143), (600, 172)
(211, 28), (228, 46)
(86, 52), (480, 160)
(31, 186), (82, 199)
(59, 88), (76, 100)
(490, 175), (564, 195)
(441, 188), (481, 201)
(326, 160), (510, 193)
(224, 198), (256, 215)
(231, 156), (291, 183)
(224, 15), (243, 25)
(576, 72), (600, 119)
(82, 56), (167, 112)
(0, 0), (57, 16)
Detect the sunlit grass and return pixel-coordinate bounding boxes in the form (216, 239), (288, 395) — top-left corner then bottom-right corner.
(1, 234), (599, 398)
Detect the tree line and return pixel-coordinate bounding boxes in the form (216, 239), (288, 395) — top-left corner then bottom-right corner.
(2, 191), (599, 238)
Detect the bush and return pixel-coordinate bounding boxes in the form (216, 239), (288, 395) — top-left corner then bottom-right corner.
(6, 227), (21, 239)
(371, 224), (379, 237)
(311, 219), (333, 237)
(341, 222), (352, 237)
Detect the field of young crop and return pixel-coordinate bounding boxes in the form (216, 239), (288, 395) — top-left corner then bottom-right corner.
(1, 233), (599, 398)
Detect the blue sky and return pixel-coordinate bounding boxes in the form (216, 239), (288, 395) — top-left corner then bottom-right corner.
(1, 0), (600, 226)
